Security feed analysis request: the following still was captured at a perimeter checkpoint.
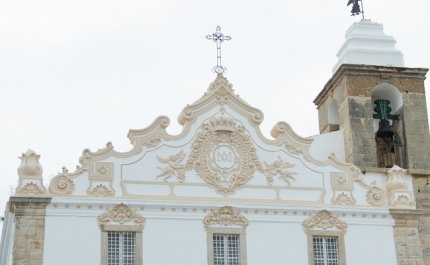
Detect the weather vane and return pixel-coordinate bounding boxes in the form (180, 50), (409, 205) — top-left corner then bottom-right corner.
(347, 0), (365, 19)
(206, 26), (231, 74)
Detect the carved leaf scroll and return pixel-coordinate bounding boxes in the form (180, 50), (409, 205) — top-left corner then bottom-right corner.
(98, 203), (146, 228)
(203, 206), (248, 230)
(49, 173), (75, 195)
(302, 209), (348, 235)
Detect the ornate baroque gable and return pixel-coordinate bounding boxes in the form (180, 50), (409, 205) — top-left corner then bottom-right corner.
(12, 74), (414, 210)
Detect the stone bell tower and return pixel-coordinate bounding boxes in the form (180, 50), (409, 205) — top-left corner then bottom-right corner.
(314, 20), (429, 174)
(314, 20), (430, 264)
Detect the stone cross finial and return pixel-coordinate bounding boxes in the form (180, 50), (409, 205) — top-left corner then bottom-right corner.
(206, 26), (231, 74)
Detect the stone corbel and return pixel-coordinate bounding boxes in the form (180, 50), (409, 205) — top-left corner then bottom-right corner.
(15, 149), (47, 196)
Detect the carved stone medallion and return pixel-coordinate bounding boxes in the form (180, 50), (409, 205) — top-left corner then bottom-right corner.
(186, 121), (263, 194)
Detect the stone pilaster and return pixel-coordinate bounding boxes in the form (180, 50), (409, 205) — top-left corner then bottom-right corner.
(391, 209), (424, 265)
(10, 197), (51, 265)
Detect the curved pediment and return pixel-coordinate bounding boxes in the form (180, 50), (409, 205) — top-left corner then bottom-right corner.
(14, 74), (411, 209)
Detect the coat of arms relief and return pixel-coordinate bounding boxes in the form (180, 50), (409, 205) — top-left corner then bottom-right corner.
(185, 115), (265, 194)
(154, 111), (302, 194)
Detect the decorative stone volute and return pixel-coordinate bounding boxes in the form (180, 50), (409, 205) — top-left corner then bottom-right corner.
(17, 149), (43, 179)
(386, 165), (408, 192)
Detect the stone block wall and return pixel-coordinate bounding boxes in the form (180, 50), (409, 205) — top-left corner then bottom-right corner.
(396, 176), (430, 265)
(314, 65), (429, 172)
(402, 93), (430, 172)
(339, 96), (377, 167)
(391, 210), (424, 265)
(10, 197), (50, 265)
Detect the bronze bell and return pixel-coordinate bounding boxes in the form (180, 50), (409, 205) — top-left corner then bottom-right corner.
(376, 119), (394, 139)
(351, 2), (361, 15)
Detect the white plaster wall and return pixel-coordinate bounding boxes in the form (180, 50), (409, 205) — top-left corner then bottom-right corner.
(44, 215), (101, 265)
(247, 220), (308, 265)
(143, 218), (207, 264)
(309, 130), (345, 162)
(43, 199), (398, 265)
(345, 223), (397, 265)
(0, 204), (14, 265)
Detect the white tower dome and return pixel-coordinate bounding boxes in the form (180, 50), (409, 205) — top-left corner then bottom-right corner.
(332, 19), (404, 73)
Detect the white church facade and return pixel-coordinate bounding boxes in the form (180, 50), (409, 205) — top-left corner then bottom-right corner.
(1, 20), (430, 265)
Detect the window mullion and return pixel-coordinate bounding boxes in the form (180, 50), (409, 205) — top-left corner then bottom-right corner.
(322, 237), (327, 265)
(224, 234), (228, 265)
(119, 233), (123, 265)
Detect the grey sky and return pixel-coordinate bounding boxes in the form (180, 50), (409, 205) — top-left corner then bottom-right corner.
(1, 0), (429, 226)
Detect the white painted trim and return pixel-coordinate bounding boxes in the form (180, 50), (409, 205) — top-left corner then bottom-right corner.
(0, 203), (14, 265)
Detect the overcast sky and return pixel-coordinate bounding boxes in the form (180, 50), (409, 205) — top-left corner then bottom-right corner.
(1, 1), (430, 228)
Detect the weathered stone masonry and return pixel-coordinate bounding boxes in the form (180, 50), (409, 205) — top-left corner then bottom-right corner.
(10, 197), (50, 265)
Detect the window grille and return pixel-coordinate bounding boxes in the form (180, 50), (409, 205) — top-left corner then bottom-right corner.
(108, 231), (136, 265)
(213, 233), (240, 265)
(313, 236), (339, 265)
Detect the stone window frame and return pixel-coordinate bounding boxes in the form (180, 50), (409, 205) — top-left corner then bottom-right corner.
(101, 225), (143, 265)
(206, 227), (247, 265)
(306, 230), (346, 265)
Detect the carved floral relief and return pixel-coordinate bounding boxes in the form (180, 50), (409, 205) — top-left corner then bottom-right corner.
(283, 141), (303, 155)
(394, 195), (415, 207)
(302, 209), (348, 235)
(203, 206), (248, 230)
(98, 203), (145, 228)
(16, 182), (45, 195)
(333, 192), (355, 206)
(88, 184), (114, 197)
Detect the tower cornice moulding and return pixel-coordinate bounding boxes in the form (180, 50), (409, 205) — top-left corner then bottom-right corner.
(314, 64), (429, 108)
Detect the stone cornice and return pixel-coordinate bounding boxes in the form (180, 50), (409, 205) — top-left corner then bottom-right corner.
(313, 64), (429, 108)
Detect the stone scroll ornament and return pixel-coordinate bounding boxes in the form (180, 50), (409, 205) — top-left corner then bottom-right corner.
(302, 209), (348, 235)
(203, 206), (248, 230)
(98, 203), (146, 228)
(185, 122), (264, 195)
(48, 167), (75, 195)
(347, 163), (386, 206)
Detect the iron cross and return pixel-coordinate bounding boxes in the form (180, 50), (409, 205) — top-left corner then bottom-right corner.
(206, 26), (231, 74)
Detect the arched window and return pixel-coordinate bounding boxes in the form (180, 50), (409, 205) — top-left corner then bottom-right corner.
(328, 98), (340, 132)
(371, 83), (404, 168)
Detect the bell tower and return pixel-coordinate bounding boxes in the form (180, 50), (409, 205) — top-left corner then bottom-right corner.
(315, 19), (430, 265)
(314, 20), (430, 174)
